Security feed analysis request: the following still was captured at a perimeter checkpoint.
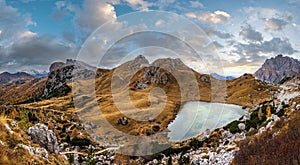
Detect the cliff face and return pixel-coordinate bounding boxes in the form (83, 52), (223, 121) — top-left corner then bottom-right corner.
(43, 59), (96, 98)
(254, 55), (300, 84)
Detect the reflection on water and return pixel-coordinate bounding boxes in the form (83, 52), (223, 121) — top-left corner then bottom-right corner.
(168, 101), (246, 142)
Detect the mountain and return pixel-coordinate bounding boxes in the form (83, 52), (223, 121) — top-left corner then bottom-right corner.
(0, 72), (34, 86)
(210, 73), (236, 80)
(254, 55), (300, 84)
(43, 59), (96, 98)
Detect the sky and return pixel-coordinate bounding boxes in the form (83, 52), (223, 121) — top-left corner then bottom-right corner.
(0, 0), (300, 76)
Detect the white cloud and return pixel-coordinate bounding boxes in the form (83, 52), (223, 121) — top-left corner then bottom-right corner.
(185, 12), (197, 18)
(125, 0), (152, 11)
(186, 10), (231, 24)
(23, 13), (37, 26)
(18, 30), (37, 38)
(0, 0), (36, 43)
(190, 1), (204, 8)
(155, 19), (164, 26)
(74, 0), (118, 30)
(244, 7), (294, 31)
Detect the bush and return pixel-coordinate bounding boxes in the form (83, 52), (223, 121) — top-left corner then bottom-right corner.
(245, 129), (258, 136)
(70, 138), (91, 146)
(152, 153), (164, 161)
(152, 125), (160, 132)
(276, 108), (285, 117)
(189, 138), (203, 150)
(224, 120), (241, 133)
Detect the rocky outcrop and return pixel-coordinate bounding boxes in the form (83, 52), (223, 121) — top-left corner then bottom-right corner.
(254, 55), (300, 84)
(43, 59), (96, 98)
(27, 124), (59, 154)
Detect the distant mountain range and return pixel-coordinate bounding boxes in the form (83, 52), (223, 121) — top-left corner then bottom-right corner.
(254, 54), (300, 84)
(210, 73), (236, 80)
(0, 72), (34, 86)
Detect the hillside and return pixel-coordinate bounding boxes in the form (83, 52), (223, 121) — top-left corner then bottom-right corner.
(0, 72), (34, 86)
(0, 55), (280, 164)
(254, 55), (300, 84)
(233, 96), (300, 165)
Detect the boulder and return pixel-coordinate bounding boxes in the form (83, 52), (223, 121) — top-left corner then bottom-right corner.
(238, 123), (246, 131)
(27, 124), (59, 154)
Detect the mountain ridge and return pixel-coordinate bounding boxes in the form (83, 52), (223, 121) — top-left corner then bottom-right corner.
(254, 54), (300, 84)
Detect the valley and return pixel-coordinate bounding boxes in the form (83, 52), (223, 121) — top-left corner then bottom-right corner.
(0, 54), (297, 164)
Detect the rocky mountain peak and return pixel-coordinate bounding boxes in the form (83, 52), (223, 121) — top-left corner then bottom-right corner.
(43, 59), (95, 98)
(254, 55), (300, 84)
(133, 55), (149, 65)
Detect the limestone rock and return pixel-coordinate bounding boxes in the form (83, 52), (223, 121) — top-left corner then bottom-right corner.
(27, 124), (59, 154)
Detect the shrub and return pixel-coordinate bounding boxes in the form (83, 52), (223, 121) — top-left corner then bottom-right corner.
(152, 153), (164, 161)
(70, 138), (91, 146)
(224, 120), (241, 133)
(152, 125), (160, 132)
(189, 138), (203, 150)
(276, 108), (285, 117)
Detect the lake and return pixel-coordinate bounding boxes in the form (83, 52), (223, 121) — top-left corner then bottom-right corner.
(167, 101), (246, 142)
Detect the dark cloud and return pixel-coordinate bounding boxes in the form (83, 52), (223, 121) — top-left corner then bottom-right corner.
(0, 35), (76, 72)
(62, 31), (75, 43)
(239, 24), (263, 42)
(231, 37), (297, 64)
(265, 18), (288, 31)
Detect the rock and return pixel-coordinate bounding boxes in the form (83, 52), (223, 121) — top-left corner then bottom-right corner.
(221, 130), (233, 139)
(254, 55), (300, 84)
(27, 124), (59, 154)
(4, 124), (13, 134)
(296, 104), (300, 111)
(266, 121), (273, 129)
(10, 121), (18, 128)
(271, 114), (280, 122)
(259, 127), (266, 134)
(238, 123), (246, 131)
(20, 144), (49, 159)
(148, 117), (154, 122)
(116, 117), (128, 125)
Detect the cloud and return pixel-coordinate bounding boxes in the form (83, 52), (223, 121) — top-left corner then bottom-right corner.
(125, 0), (152, 11)
(74, 0), (119, 31)
(244, 7), (294, 31)
(239, 24), (263, 42)
(265, 18), (288, 31)
(0, 0), (36, 43)
(204, 28), (233, 39)
(54, 0), (121, 37)
(190, 1), (204, 8)
(155, 19), (164, 26)
(232, 37), (297, 59)
(0, 35), (76, 73)
(186, 10), (231, 24)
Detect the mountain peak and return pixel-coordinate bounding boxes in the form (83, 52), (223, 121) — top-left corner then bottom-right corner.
(255, 55), (300, 84)
(133, 55), (149, 65)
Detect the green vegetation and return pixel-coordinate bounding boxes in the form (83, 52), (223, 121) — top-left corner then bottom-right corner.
(178, 152), (190, 165)
(70, 138), (91, 146)
(223, 120), (242, 133)
(276, 108), (285, 117)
